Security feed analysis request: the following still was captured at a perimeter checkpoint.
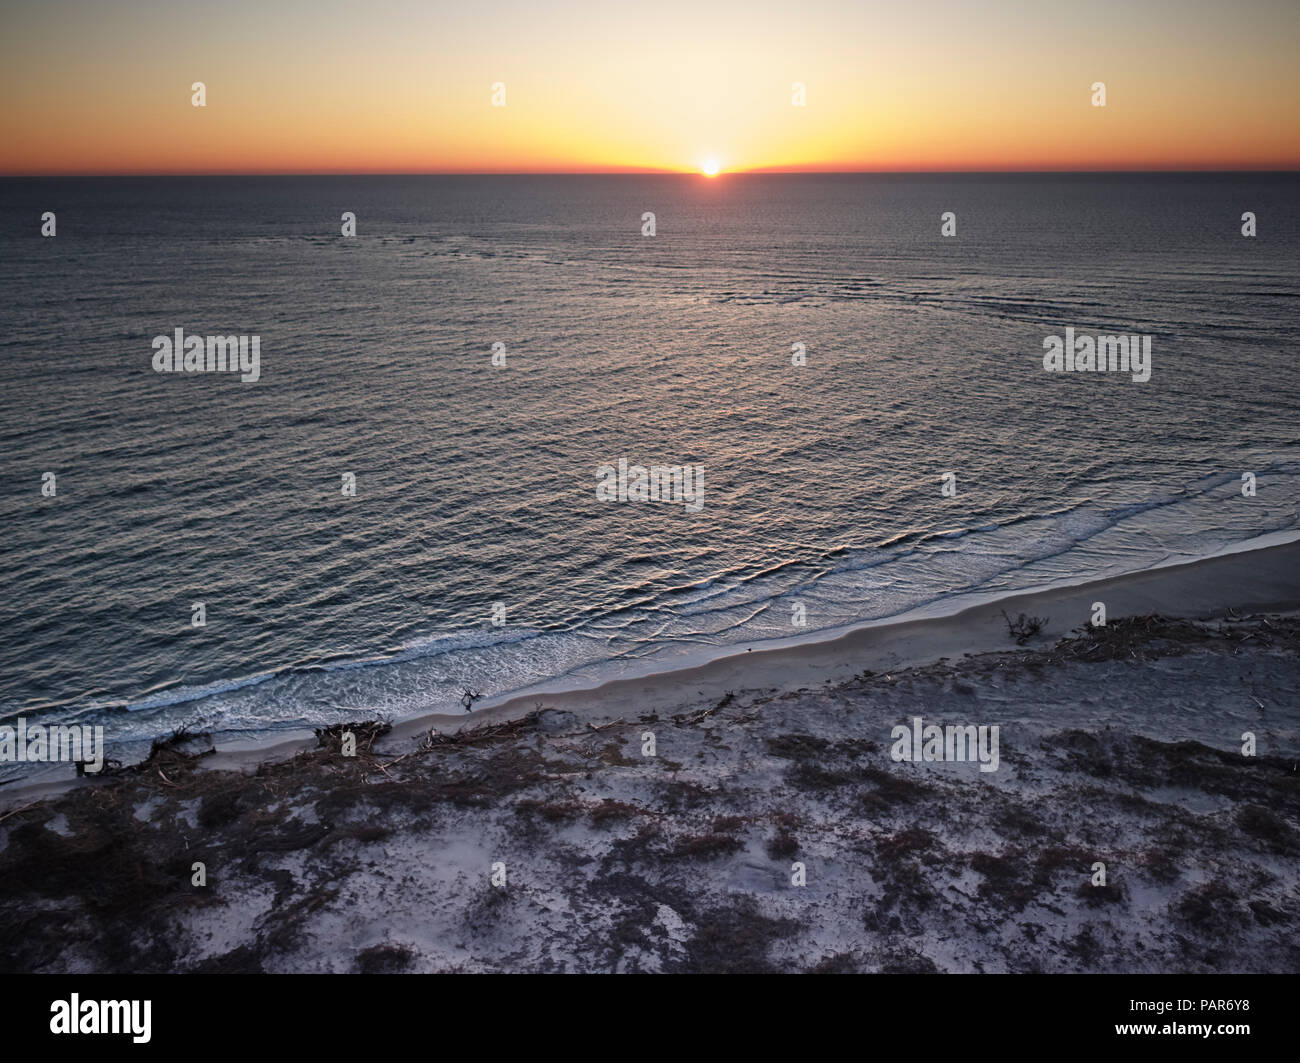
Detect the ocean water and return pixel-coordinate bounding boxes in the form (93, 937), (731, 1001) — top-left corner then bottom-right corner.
(1, 173), (1298, 764)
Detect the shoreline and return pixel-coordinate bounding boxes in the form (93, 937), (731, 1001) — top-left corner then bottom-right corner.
(3, 608), (1296, 972)
(475, 527), (1300, 706)
(5, 533), (1300, 807)
(388, 532), (1300, 737)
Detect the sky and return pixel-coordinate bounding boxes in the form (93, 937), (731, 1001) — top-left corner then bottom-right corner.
(1, 0), (1297, 175)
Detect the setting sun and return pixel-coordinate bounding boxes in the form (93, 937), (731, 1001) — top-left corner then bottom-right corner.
(1, 0), (1297, 176)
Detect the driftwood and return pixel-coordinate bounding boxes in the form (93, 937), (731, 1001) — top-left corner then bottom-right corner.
(1001, 609), (1047, 645)
(674, 690), (736, 725)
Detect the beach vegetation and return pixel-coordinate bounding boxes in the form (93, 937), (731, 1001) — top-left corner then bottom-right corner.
(1001, 609), (1048, 644)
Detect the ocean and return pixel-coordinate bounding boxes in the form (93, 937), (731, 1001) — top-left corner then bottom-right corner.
(1, 172), (1298, 767)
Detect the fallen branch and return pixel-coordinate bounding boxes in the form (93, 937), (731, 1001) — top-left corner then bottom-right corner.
(0, 800), (40, 825)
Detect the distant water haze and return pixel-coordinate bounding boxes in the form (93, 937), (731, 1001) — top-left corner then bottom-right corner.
(0, 173), (1297, 760)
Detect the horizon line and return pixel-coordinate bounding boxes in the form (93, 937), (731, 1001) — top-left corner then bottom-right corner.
(4, 166), (1299, 179)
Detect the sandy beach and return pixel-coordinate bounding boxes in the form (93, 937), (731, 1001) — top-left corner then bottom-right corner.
(2, 540), (1298, 973)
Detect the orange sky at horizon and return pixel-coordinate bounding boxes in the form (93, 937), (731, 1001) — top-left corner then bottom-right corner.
(2, 0), (1298, 176)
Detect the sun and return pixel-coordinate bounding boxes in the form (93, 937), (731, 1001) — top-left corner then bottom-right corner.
(700, 158), (720, 177)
